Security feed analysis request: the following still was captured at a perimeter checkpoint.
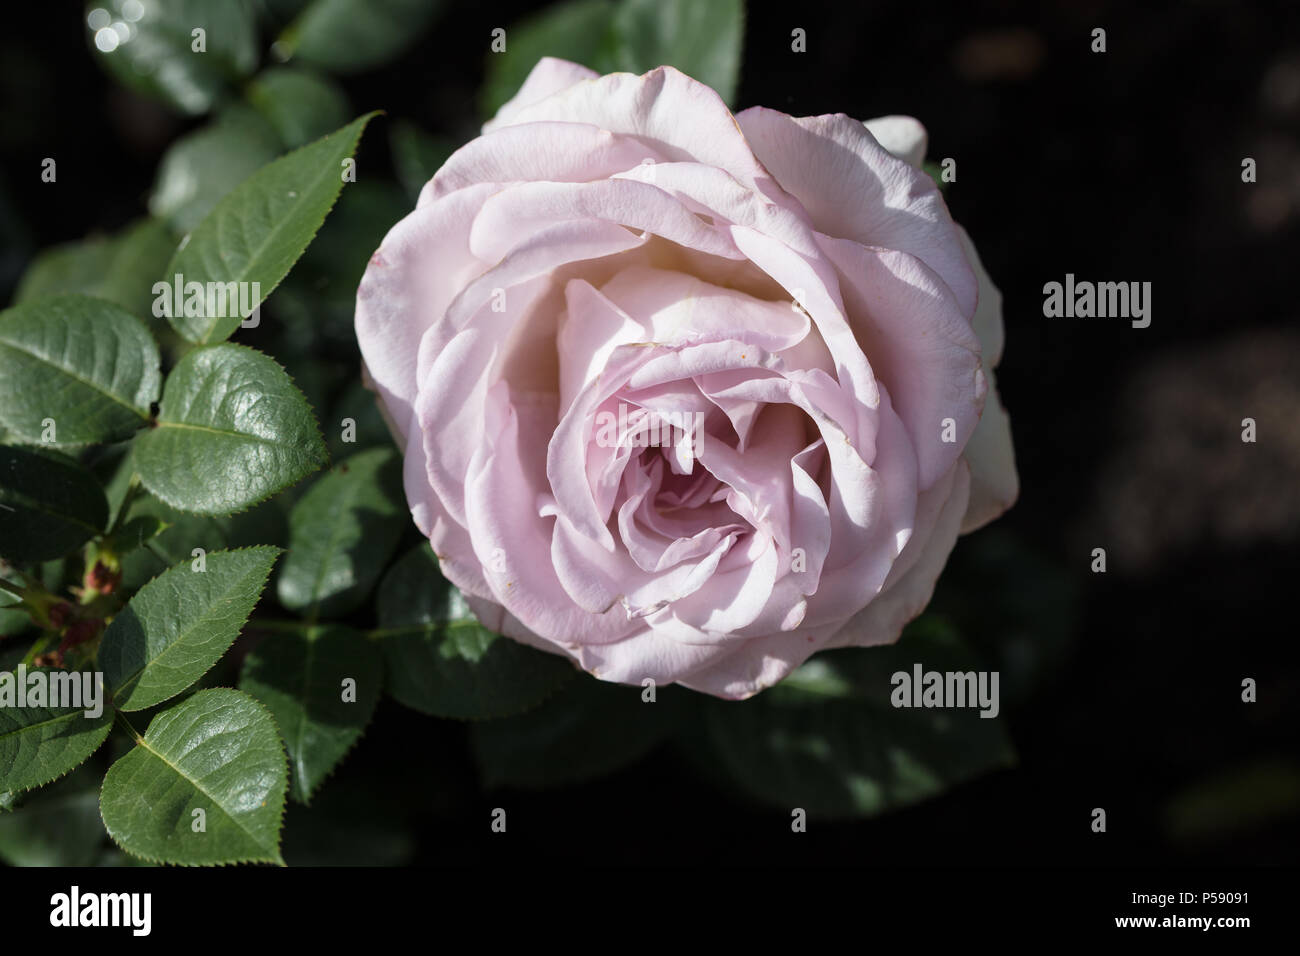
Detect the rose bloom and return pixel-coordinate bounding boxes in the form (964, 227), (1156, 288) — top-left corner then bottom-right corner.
(356, 59), (1017, 699)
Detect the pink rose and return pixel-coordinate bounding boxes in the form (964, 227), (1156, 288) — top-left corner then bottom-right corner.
(355, 59), (1018, 699)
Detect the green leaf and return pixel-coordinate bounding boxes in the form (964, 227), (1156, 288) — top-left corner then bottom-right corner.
(390, 121), (455, 201)
(15, 219), (177, 321)
(0, 296), (162, 446)
(0, 668), (111, 793)
(99, 547), (280, 711)
(150, 105), (283, 234)
(481, 0), (619, 116)
(100, 688), (288, 865)
(161, 112), (377, 344)
(87, 0), (259, 115)
(0, 445), (109, 562)
(0, 768), (107, 866)
(698, 617), (1017, 819)
(247, 66), (350, 149)
(135, 344), (327, 515)
(240, 624), (381, 804)
(277, 447), (405, 618)
(472, 676), (683, 787)
(609, 0), (745, 106)
(277, 0), (444, 74)
(116, 491), (289, 591)
(378, 544), (574, 720)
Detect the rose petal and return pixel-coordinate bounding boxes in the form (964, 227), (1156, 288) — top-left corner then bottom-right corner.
(484, 56), (598, 133)
(954, 224), (1018, 530)
(735, 107), (977, 319)
(819, 236), (985, 490)
(827, 459), (971, 647)
(429, 122), (665, 203)
(862, 114), (928, 167)
(497, 66), (783, 199)
(355, 183), (497, 443)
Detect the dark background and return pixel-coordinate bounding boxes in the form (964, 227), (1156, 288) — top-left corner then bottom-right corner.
(1, 0), (1297, 866)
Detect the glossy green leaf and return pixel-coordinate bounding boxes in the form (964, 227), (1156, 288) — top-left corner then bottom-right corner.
(161, 113), (376, 344)
(150, 105), (283, 234)
(248, 66), (350, 148)
(0, 445), (109, 562)
(610, 0), (745, 106)
(277, 0), (444, 74)
(135, 344), (327, 515)
(277, 447), (405, 618)
(15, 219), (177, 322)
(240, 624), (381, 804)
(0, 668), (111, 794)
(699, 617), (1017, 819)
(0, 296), (161, 446)
(100, 546), (280, 711)
(100, 688), (288, 865)
(378, 544), (574, 719)
(87, 0), (259, 115)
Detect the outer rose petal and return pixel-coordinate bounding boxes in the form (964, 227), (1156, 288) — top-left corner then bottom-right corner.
(735, 107), (978, 319)
(818, 236), (985, 490)
(429, 123), (666, 203)
(495, 65), (785, 200)
(962, 383), (1017, 532)
(863, 115), (928, 167)
(955, 224), (1018, 530)
(355, 183), (498, 443)
(855, 115), (1018, 529)
(483, 56), (598, 132)
(828, 459), (971, 648)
